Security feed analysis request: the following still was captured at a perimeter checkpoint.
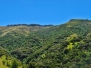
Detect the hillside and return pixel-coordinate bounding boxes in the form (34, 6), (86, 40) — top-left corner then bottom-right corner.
(0, 19), (91, 68)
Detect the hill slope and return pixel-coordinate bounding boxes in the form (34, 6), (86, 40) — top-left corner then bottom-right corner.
(0, 19), (91, 68)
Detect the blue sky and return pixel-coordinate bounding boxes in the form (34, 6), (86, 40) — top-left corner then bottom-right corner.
(0, 0), (91, 26)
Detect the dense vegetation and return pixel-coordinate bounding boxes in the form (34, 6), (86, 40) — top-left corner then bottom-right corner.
(0, 19), (91, 68)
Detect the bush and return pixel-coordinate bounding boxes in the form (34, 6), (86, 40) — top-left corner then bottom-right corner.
(11, 60), (18, 68)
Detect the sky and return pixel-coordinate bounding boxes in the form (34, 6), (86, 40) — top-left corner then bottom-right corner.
(0, 0), (91, 26)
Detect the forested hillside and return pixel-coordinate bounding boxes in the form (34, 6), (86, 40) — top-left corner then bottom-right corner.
(0, 19), (91, 68)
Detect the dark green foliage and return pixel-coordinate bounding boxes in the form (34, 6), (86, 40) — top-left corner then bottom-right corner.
(27, 62), (36, 68)
(0, 46), (9, 57)
(11, 60), (18, 68)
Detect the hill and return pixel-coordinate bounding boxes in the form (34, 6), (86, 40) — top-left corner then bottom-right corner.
(0, 19), (91, 68)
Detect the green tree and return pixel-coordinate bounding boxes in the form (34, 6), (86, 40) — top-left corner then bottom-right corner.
(27, 62), (36, 68)
(11, 60), (18, 68)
